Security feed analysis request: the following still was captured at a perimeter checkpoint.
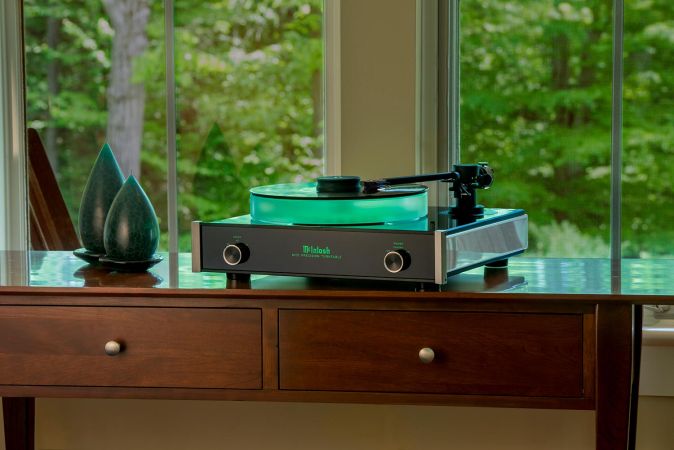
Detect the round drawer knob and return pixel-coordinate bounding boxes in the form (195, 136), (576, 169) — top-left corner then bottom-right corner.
(104, 340), (122, 356)
(418, 347), (435, 364)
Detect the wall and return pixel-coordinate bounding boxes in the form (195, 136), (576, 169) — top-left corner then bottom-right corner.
(1, 398), (673, 450)
(3, 396), (674, 450)
(12, 400), (598, 450)
(339, 0), (417, 178)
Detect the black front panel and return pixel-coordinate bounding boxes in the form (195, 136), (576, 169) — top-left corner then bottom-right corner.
(200, 224), (436, 282)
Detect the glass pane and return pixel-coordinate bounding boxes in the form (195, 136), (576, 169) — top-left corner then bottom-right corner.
(175, 0), (325, 251)
(460, 0), (613, 257)
(24, 0), (167, 249)
(623, 0), (674, 258)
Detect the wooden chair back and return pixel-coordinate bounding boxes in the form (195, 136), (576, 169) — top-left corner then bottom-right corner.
(27, 128), (80, 250)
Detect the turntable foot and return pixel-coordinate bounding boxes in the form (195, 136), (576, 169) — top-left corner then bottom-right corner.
(416, 282), (441, 292)
(485, 259), (508, 268)
(227, 273), (251, 282)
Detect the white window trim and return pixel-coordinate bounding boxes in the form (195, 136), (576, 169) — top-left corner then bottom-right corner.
(0, 0), (28, 252)
(416, 0), (457, 207)
(416, 0), (440, 206)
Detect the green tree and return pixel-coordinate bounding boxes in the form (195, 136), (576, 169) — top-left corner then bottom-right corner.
(173, 0), (323, 249)
(24, 0), (323, 251)
(24, 0), (112, 229)
(461, 0), (674, 258)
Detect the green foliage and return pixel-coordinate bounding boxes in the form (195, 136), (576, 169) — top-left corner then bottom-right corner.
(23, 0), (674, 257)
(24, 0), (323, 251)
(24, 0), (111, 228)
(530, 221), (609, 257)
(172, 0), (323, 248)
(621, 0), (674, 258)
(462, 0), (674, 257)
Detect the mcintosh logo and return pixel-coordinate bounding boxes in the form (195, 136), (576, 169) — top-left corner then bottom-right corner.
(302, 244), (331, 255)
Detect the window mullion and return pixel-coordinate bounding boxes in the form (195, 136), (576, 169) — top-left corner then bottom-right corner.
(447, 0), (460, 169)
(610, 0), (624, 271)
(164, 0), (178, 283)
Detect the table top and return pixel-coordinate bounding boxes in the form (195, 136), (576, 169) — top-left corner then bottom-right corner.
(0, 251), (673, 302)
(4, 251), (672, 347)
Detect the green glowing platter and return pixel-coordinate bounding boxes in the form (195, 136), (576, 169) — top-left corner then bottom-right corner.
(250, 182), (428, 226)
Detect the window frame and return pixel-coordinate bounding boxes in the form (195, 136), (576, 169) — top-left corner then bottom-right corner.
(161, 0), (336, 255)
(3, 0), (335, 254)
(0, 0), (28, 252)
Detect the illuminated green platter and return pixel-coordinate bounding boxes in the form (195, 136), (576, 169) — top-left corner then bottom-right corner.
(250, 182), (428, 225)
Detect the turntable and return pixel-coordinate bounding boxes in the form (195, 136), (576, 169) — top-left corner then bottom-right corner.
(192, 163), (528, 285)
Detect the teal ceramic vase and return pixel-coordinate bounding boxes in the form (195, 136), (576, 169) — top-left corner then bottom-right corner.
(78, 143), (125, 255)
(103, 175), (160, 262)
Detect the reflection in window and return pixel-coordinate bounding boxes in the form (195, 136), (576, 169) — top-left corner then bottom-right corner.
(460, 0), (613, 257)
(175, 0), (324, 251)
(24, 0), (167, 248)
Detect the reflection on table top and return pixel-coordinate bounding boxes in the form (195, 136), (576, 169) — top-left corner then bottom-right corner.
(0, 251), (673, 300)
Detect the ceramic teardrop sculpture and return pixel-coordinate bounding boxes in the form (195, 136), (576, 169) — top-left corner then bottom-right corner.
(103, 175), (160, 263)
(77, 143), (125, 255)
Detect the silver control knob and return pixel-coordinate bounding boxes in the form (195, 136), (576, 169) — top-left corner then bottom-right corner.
(223, 243), (249, 266)
(419, 347), (435, 364)
(384, 250), (411, 273)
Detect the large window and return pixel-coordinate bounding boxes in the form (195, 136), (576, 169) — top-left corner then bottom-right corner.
(456, 0), (674, 259)
(623, 0), (674, 258)
(22, 0), (324, 252)
(174, 0), (324, 250)
(459, 0), (613, 257)
(24, 0), (168, 247)
(18, 0), (674, 260)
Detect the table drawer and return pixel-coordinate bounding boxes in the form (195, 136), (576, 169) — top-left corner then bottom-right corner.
(0, 306), (261, 389)
(279, 310), (584, 397)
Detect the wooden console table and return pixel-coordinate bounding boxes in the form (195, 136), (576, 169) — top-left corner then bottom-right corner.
(2, 251), (672, 450)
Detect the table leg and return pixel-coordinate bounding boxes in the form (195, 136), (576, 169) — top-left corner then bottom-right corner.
(2, 397), (34, 450)
(595, 304), (637, 450)
(628, 305), (643, 450)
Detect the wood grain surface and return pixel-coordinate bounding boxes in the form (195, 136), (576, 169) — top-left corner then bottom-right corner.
(279, 310), (585, 397)
(595, 304), (634, 450)
(0, 306), (262, 389)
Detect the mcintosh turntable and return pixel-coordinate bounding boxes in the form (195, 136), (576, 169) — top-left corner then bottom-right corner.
(192, 163), (528, 285)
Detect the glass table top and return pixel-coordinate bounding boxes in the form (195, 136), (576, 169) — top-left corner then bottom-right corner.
(0, 251), (673, 297)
